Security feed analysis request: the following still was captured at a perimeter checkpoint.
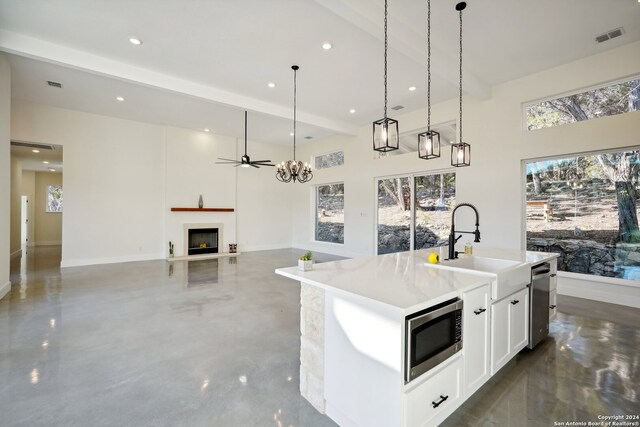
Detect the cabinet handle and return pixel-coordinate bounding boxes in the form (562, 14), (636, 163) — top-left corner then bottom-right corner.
(511, 300), (519, 305)
(550, 304), (557, 309)
(473, 308), (486, 315)
(550, 274), (557, 277)
(432, 394), (449, 408)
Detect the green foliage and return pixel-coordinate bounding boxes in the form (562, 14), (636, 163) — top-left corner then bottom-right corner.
(300, 251), (312, 261)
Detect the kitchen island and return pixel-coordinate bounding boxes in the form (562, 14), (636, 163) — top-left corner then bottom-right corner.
(275, 248), (558, 427)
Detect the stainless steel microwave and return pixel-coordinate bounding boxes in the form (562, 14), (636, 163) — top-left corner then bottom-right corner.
(405, 298), (463, 383)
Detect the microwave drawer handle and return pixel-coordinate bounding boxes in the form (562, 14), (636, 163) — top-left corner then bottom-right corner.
(432, 394), (449, 408)
(473, 308), (486, 315)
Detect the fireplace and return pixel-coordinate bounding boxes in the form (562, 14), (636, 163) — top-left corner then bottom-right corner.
(188, 228), (218, 255)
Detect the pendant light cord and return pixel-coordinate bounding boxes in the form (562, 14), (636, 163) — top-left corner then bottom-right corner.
(384, 0), (388, 119)
(293, 66), (297, 160)
(458, 7), (463, 144)
(426, 0), (431, 131)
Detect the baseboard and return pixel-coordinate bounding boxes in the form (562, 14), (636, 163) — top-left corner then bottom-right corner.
(10, 249), (22, 259)
(558, 272), (640, 309)
(0, 281), (10, 301)
(35, 241), (62, 246)
(61, 253), (164, 268)
(241, 243), (291, 252)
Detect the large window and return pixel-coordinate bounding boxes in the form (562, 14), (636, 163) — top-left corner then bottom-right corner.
(315, 183), (344, 244)
(526, 77), (640, 131)
(377, 172), (456, 254)
(525, 149), (640, 280)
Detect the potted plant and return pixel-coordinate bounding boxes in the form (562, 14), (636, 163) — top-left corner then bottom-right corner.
(169, 241), (174, 258)
(298, 251), (313, 271)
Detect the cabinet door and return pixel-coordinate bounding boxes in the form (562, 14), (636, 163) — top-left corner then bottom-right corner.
(549, 289), (558, 320)
(509, 288), (529, 353)
(463, 284), (491, 396)
(490, 297), (510, 375)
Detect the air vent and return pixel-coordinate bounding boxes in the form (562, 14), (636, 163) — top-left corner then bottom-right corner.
(595, 27), (625, 43)
(305, 136), (313, 140)
(391, 105), (404, 111)
(11, 141), (56, 151)
(47, 80), (62, 88)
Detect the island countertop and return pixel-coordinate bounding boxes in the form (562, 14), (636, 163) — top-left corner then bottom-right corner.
(275, 247), (560, 315)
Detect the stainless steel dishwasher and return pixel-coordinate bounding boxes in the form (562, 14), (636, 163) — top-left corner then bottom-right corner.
(528, 262), (551, 349)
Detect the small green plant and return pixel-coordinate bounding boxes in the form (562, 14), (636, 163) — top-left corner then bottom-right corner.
(300, 251), (312, 261)
(169, 241), (174, 255)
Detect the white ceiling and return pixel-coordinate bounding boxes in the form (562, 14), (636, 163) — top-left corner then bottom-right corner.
(0, 0), (638, 145)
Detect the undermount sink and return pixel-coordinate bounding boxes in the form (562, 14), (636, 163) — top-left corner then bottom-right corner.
(425, 255), (531, 301)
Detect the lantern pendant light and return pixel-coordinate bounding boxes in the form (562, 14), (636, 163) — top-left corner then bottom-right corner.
(418, 0), (440, 160)
(276, 65), (313, 184)
(451, 2), (471, 167)
(373, 0), (399, 153)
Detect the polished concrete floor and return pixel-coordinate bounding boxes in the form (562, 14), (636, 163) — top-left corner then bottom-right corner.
(1, 247), (639, 426)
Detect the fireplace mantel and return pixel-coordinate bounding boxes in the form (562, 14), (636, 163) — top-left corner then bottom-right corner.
(171, 208), (234, 212)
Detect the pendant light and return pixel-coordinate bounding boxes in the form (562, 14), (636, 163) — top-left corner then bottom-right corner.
(276, 65), (313, 183)
(418, 0), (440, 160)
(373, 0), (399, 153)
(451, 2), (470, 167)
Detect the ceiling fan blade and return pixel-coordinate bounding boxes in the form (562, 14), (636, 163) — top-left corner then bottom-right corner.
(250, 164), (260, 168)
(216, 161), (241, 165)
(217, 158), (240, 163)
(255, 163), (275, 167)
(252, 160), (273, 163)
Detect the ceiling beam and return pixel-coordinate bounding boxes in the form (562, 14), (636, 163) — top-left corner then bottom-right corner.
(0, 30), (359, 136)
(314, 0), (491, 100)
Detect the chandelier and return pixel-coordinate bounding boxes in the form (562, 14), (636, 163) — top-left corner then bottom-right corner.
(276, 65), (313, 183)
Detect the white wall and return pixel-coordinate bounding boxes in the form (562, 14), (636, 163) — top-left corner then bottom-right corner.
(10, 101), (293, 266)
(292, 41), (640, 306)
(0, 53), (10, 300)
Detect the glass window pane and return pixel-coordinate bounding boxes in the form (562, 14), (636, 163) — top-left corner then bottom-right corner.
(526, 78), (640, 131)
(316, 183), (344, 244)
(414, 173), (456, 250)
(377, 177), (411, 254)
(315, 151), (344, 170)
(525, 150), (640, 280)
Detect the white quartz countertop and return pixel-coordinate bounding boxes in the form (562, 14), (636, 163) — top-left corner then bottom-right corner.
(275, 247), (559, 315)
(275, 249), (492, 315)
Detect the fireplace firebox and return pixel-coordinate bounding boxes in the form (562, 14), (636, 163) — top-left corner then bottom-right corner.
(188, 228), (219, 255)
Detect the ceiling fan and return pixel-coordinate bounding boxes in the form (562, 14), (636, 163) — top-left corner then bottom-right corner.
(216, 111), (275, 168)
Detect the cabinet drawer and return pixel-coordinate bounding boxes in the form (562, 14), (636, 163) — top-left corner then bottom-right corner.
(404, 357), (463, 427)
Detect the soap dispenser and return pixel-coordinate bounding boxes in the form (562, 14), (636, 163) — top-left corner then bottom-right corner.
(464, 241), (473, 256)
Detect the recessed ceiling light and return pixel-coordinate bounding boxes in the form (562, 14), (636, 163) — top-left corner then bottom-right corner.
(289, 132), (295, 136)
(322, 42), (333, 50)
(32, 149), (40, 153)
(408, 86), (417, 91)
(116, 96), (125, 102)
(48, 168), (56, 172)
(43, 161), (49, 164)
(349, 109), (356, 114)
(129, 37), (142, 45)
(268, 82), (276, 88)
(204, 128), (210, 132)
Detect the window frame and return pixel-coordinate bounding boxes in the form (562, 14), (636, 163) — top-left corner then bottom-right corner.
(312, 181), (345, 245)
(521, 145), (640, 284)
(312, 150), (345, 170)
(374, 168), (456, 255)
(522, 73), (640, 133)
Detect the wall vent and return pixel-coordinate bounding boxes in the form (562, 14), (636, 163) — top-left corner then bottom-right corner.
(46, 80), (63, 88)
(391, 105), (404, 111)
(595, 27), (625, 43)
(11, 140), (56, 151)
(305, 136), (313, 140)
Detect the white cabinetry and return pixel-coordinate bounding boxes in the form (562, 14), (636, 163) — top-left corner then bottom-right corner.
(491, 287), (529, 375)
(403, 357), (463, 427)
(462, 284), (490, 395)
(549, 260), (558, 320)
